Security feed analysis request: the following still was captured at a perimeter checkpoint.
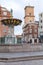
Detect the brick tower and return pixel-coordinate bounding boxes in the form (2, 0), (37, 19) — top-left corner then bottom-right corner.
(24, 6), (35, 24)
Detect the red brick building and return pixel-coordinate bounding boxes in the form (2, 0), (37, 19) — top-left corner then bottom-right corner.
(23, 22), (38, 43)
(0, 6), (12, 37)
(23, 6), (39, 44)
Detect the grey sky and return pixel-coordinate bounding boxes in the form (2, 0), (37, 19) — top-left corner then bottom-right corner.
(0, 0), (43, 35)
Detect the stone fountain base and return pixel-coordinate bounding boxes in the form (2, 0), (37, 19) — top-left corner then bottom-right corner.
(0, 44), (43, 53)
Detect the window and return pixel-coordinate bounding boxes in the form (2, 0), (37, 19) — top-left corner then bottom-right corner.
(34, 39), (37, 43)
(40, 32), (43, 35)
(34, 25), (37, 28)
(29, 25), (31, 28)
(29, 34), (32, 38)
(30, 29), (32, 33)
(35, 29), (37, 32)
(29, 13), (31, 16)
(41, 14), (42, 17)
(3, 12), (7, 15)
(34, 34), (37, 38)
(41, 26), (42, 28)
(41, 20), (42, 23)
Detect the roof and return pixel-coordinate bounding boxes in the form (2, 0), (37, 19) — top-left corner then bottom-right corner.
(0, 5), (10, 12)
(24, 6), (34, 10)
(23, 21), (38, 28)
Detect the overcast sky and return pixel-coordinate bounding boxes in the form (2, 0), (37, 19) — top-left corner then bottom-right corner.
(0, 0), (43, 35)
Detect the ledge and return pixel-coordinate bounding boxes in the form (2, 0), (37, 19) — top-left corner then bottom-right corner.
(0, 55), (43, 62)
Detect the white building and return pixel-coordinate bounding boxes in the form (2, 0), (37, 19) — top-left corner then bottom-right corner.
(38, 13), (43, 42)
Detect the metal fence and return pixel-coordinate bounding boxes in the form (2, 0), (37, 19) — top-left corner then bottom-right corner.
(0, 37), (22, 44)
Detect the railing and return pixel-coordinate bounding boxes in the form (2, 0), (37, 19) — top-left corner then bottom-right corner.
(0, 37), (5, 44)
(0, 37), (22, 44)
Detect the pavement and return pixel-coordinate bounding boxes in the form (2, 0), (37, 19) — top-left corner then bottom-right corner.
(0, 51), (43, 58)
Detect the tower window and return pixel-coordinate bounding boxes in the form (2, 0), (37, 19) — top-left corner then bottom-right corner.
(29, 13), (31, 16)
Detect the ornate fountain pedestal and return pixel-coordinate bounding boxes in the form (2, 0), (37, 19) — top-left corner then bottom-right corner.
(5, 26), (14, 44)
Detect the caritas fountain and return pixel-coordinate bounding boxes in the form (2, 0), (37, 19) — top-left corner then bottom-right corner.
(1, 18), (22, 44)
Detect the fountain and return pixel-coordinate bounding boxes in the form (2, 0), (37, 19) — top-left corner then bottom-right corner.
(1, 18), (22, 44)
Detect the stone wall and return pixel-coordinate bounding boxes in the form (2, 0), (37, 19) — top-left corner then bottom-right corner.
(0, 44), (43, 52)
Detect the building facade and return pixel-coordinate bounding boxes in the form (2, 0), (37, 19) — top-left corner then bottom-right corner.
(23, 22), (38, 44)
(0, 6), (12, 37)
(23, 6), (39, 44)
(38, 13), (43, 43)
